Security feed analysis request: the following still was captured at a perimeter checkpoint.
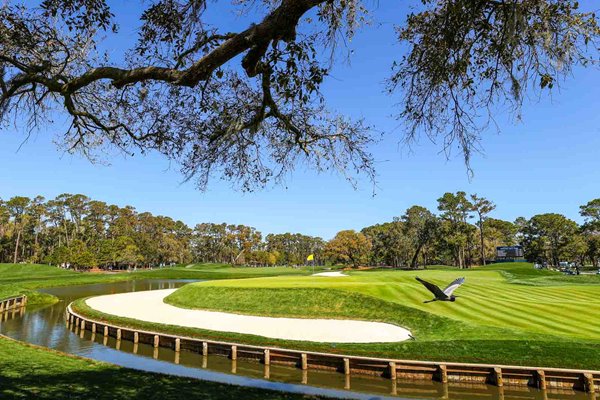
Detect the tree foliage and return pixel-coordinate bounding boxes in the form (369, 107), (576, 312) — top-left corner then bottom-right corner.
(1, 1), (597, 190)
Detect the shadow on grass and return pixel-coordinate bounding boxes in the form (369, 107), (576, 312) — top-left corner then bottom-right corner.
(0, 367), (323, 400)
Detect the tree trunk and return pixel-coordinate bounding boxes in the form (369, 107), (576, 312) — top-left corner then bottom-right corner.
(13, 228), (22, 264)
(479, 221), (486, 266)
(411, 243), (424, 269)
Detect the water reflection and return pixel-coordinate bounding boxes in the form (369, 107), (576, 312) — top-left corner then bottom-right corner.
(0, 280), (594, 400)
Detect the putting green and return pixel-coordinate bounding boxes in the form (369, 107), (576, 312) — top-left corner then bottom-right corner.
(166, 263), (600, 341)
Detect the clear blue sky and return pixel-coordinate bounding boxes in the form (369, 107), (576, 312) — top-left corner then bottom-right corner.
(1, 1), (599, 239)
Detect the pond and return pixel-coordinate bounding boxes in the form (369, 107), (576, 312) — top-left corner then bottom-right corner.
(0, 280), (591, 400)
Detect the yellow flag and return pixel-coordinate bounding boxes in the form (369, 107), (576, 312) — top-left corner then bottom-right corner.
(306, 254), (314, 261)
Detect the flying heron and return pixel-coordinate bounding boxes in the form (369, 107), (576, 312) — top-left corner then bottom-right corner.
(415, 277), (465, 303)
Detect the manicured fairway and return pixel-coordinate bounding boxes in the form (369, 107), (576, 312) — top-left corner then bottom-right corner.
(168, 263), (600, 340)
(156, 263), (600, 368)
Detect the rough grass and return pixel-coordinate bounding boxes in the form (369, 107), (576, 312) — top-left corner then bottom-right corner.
(0, 335), (325, 400)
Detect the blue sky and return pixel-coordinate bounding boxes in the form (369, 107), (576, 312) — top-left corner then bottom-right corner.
(1, 1), (599, 239)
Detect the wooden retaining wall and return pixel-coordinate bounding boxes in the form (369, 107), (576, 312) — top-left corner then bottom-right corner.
(0, 295), (27, 314)
(66, 304), (600, 394)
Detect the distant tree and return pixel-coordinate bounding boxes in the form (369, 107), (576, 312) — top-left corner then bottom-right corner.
(580, 199), (600, 230)
(437, 192), (474, 268)
(402, 206), (438, 268)
(585, 235), (600, 268)
(325, 230), (371, 268)
(470, 194), (496, 265)
(521, 213), (578, 265)
(362, 221), (412, 267)
(482, 218), (518, 260)
(6, 196), (31, 263)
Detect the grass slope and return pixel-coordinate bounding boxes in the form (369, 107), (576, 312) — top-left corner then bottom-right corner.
(0, 263), (316, 307)
(0, 263), (326, 399)
(0, 335), (324, 400)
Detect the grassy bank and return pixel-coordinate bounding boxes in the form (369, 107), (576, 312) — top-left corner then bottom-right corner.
(0, 335), (324, 400)
(0, 263), (330, 399)
(0, 263), (316, 307)
(71, 262), (600, 369)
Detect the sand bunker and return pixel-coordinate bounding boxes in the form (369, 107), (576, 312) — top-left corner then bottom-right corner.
(311, 271), (348, 277)
(85, 289), (411, 343)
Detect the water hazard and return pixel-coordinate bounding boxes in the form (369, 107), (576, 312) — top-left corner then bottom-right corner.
(0, 280), (592, 400)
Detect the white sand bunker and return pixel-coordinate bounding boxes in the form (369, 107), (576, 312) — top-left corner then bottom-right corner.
(312, 271), (348, 277)
(85, 289), (411, 343)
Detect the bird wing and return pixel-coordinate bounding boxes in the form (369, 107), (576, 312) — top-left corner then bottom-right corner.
(443, 277), (465, 296)
(416, 277), (446, 298)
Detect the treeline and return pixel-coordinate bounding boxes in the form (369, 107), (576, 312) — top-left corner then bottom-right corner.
(0, 194), (192, 269)
(1, 193), (599, 269)
(326, 193), (600, 268)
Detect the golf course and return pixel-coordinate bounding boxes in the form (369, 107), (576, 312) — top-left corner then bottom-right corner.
(66, 262), (600, 369)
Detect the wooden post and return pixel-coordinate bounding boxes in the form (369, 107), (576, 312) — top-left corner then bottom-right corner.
(153, 335), (159, 348)
(134, 332), (139, 344)
(491, 367), (503, 387)
(263, 349), (270, 365)
(103, 326), (109, 337)
(0, 300), (5, 313)
(91, 323), (96, 334)
(116, 328), (122, 341)
(535, 370), (546, 390)
(343, 358), (350, 375)
(389, 362), (397, 380)
(581, 373), (595, 393)
(231, 345), (237, 360)
(301, 353), (308, 370)
(202, 341), (208, 356)
(175, 338), (181, 352)
(80, 320), (85, 330)
(436, 364), (448, 383)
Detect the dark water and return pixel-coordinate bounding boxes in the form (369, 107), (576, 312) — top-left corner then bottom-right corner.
(0, 280), (593, 400)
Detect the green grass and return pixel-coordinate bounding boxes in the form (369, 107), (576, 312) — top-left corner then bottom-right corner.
(0, 263), (316, 307)
(0, 262), (330, 399)
(0, 335), (325, 399)
(82, 262), (595, 369)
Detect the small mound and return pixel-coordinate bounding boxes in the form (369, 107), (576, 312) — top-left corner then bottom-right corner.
(85, 289), (412, 343)
(312, 271), (348, 277)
